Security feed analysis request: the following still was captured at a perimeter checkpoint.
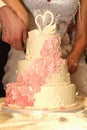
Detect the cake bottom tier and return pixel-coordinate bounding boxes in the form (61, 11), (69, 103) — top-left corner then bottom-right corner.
(6, 84), (77, 110)
(32, 84), (77, 109)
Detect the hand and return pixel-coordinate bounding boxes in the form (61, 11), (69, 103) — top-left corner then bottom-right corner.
(0, 6), (28, 50)
(67, 53), (78, 74)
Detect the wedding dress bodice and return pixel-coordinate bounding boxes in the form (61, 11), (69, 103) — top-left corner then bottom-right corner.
(23, 0), (79, 36)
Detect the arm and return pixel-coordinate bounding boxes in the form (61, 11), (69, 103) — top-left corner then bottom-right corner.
(3, 0), (29, 27)
(0, 0), (6, 35)
(0, 0), (29, 50)
(0, 6), (28, 50)
(67, 0), (87, 73)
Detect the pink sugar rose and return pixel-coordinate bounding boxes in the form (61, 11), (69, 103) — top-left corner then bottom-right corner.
(16, 95), (34, 108)
(40, 36), (62, 58)
(11, 87), (21, 100)
(6, 84), (35, 107)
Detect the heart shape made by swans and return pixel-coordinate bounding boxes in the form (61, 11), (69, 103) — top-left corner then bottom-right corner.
(35, 11), (54, 33)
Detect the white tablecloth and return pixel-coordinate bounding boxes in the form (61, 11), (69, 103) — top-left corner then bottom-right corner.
(0, 97), (87, 130)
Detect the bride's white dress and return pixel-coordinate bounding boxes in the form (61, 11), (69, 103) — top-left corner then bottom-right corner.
(2, 0), (87, 96)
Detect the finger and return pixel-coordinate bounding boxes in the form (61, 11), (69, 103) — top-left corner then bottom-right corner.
(1, 28), (10, 43)
(68, 62), (78, 74)
(7, 37), (24, 50)
(13, 37), (24, 50)
(2, 29), (22, 50)
(22, 29), (28, 46)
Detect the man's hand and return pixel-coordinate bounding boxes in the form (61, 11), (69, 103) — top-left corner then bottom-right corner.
(0, 6), (28, 50)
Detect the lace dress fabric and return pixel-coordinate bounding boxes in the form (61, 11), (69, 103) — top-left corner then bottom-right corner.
(23, 0), (79, 36)
(3, 0), (87, 96)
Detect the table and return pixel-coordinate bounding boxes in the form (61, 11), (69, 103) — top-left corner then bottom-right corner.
(0, 97), (87, 130)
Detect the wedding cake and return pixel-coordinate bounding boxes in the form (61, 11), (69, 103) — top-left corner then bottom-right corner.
(5, 11), (77, 110)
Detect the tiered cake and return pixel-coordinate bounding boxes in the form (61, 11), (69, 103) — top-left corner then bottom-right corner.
(5, 11), (77, 110)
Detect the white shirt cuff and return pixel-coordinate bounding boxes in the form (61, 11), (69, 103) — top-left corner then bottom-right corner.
(0, 0), (6, 8)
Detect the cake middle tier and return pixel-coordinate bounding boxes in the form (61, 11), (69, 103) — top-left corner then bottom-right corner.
(17, 60), (71, 84)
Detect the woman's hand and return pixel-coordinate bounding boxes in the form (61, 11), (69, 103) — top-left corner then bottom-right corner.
(67, 53), (78, 74)
(0, 6), (28, 50)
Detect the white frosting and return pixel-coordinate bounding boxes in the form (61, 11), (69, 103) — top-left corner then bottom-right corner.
(26, 34), (56, 59)
(33, 84), (76, 109)
(0, 0), (6, 8)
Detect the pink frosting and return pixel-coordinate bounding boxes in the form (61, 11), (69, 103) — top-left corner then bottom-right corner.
(6, 83), (35, 108)
(6, 35), (65, 108)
